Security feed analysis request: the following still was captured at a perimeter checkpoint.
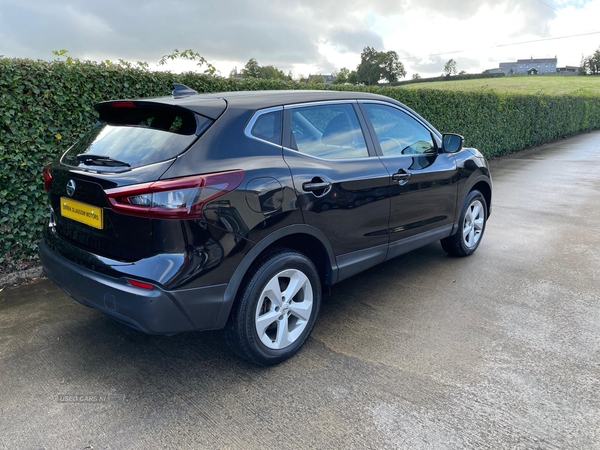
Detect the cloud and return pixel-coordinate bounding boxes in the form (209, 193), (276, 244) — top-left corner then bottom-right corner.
(325, 28), (385, 54)
(0, 0), (387, 70)
(0, 0), (597, 78)
(408, 56), (446, 75)
(406, 0), (556, 35)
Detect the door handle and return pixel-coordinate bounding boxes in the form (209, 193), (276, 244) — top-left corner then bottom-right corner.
(302, 181), (331, 192)
(392, 170), (412, 186)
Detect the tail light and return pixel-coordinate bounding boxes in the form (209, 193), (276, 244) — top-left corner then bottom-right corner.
(104, 170), (244, 219)
(43, 163), (53, 191)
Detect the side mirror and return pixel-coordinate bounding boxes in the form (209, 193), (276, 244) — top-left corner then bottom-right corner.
(442, 134), (464, 153)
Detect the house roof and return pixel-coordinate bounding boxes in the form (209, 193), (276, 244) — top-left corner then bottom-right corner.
(516, 58), (557, 64)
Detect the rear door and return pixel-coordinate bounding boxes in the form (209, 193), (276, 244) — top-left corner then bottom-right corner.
(282, 101), (391, 280)
(358, 101), (458, 258)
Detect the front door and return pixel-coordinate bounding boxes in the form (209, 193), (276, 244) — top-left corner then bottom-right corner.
(358, 102), (458, 259)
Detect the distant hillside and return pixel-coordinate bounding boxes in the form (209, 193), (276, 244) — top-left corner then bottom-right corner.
(401, 76), (600, 96)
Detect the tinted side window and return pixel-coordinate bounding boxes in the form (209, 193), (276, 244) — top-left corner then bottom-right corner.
(251, 110), (282, 145)
(290, 103), (368, 159)
(364, 104), (435, 156)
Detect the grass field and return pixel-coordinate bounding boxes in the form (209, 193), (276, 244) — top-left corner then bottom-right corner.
(402, 75), (600, 96)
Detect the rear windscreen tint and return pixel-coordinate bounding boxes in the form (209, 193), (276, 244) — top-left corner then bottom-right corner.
(61, 108), (212, 171)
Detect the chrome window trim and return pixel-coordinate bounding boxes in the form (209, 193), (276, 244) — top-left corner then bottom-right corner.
(284, 99), (358, 110)
(244, 106), (284, 148)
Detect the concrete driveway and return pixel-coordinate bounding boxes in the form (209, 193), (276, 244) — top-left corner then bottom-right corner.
(1, 131), (600, 449)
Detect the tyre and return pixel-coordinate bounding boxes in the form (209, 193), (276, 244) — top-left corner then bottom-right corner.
(223, 250), (322, 365)
(441, 190), (487, 257)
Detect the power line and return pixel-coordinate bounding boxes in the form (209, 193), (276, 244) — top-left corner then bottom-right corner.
(398, 30), (600, 61)
(534, 0), (560, 12)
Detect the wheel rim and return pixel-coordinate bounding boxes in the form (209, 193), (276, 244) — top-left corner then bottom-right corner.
(463, 199), (484, 249)
(255, 269), (313, 350)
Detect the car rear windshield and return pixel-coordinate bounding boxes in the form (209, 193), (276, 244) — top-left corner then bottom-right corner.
(61, 107), (212, 172)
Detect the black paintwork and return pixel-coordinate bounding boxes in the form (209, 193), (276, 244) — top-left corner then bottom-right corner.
(41, 90), (492, 333)
(381, 152), (458, 242)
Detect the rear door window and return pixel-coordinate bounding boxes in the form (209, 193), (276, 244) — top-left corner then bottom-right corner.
(289, 103), (368, 159)
(61, 106), (211, 172)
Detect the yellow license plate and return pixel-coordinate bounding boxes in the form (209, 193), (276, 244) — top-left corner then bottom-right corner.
(60, 197), (103, 229)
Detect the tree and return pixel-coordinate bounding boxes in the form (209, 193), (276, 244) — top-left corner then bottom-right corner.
(356, 47), (381, 85)
(379, 51), (406, 83)
(355, 47), (406, 85)
(412, 73), (421, 80)
(240, 59), (292, 80)
(347, 70), (359, 84)
(158, 48), (217, 75)
(333, 67), (350, 84)
(581, 47), (600, 75)
(241, 58), (261, 78)
(459, 70), (467, 75)
(259, 65), (292, 80)
(444, 59), (458, 76)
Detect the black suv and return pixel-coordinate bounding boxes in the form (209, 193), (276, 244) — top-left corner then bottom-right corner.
(40, 86), (492, 365)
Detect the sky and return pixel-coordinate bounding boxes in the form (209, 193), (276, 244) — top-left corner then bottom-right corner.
(0, 0), (599, 79)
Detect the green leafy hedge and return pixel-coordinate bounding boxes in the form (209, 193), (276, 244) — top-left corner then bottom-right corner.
(2, 57), (600, 265)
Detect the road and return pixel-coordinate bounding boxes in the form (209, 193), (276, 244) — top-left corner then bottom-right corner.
(2, 131), (600, 449)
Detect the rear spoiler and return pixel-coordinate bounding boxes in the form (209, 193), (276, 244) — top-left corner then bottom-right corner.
(94, 96), (227, 120)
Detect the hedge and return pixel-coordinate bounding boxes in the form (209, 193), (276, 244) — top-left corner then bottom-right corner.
(2, 57), (600, 265)
(391, 72), (506, 86)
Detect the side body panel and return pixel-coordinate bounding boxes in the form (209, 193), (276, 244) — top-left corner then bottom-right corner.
(280, 102), (392, 280)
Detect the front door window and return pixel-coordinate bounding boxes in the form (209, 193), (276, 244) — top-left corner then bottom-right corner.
(363, 103), (435, 156)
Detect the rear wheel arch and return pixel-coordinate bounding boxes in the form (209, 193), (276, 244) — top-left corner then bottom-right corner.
(223, 249), (322, 365)
(214, 225), (336, 329)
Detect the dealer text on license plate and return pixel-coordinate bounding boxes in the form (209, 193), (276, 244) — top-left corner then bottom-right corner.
(60, 197), (103, 229)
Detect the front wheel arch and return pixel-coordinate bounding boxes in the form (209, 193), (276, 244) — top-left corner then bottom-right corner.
(441, 189), (488, 257)
(451, 176), (492, 236)
(471, 180), (492, 219)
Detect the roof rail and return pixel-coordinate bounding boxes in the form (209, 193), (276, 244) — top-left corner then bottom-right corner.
(172, 83), (198, 99)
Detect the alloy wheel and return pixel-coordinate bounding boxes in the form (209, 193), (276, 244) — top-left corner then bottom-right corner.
(255, 269), (313, 350)
(463, 199), (484, 248)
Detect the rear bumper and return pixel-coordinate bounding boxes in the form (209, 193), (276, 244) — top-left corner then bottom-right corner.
(39, 240), (227, 334)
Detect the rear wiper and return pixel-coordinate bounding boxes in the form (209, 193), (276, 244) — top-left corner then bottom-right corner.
(76, 154), (131, 167)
